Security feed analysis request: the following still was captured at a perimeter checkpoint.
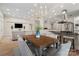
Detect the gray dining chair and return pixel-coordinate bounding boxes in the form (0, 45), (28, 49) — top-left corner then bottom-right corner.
(47, 41), (71, 56)
(13, 35), (34, 56)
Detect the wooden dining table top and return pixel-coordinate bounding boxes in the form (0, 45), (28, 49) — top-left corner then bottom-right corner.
(23, 35), (58, 48)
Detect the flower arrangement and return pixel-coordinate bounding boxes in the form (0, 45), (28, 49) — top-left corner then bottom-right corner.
(35, 24), (42, 38)
(35, 24), (42, 32)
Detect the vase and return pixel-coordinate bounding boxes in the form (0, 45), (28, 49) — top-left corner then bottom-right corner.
(36, 31), (40, 39)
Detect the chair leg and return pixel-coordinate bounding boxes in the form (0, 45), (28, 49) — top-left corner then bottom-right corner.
(72, 39), (74, 49)
(35, 48), (39, 56)
(56, 43), (58, 49)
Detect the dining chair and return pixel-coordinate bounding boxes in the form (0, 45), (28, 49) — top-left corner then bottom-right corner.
(47, 41), (71, 56)
(45, 31), (59, 48)
(13, 35), (34, 56)
(41, 30), (58, 39)
(63, 36), (74, 49)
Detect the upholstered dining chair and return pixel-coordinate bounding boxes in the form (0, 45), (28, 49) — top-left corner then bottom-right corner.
(47, 41), (71, 56)
(13, 35), (34, 56)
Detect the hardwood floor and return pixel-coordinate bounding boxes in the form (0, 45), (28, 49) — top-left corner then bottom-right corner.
(0, 38), (79, 56)
(0, 38), (18, 56)
(69, 49), (79, 56)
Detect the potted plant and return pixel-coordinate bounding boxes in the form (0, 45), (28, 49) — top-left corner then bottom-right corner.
(35, 24), (42, 38)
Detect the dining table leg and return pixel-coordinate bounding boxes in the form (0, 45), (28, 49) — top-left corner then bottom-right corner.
(35, 48), (39, 56)
(39, 47), (43, 56)
(56, 43), (58, 49)
(35, 47), (43, 56)
(72, 39), (74, 49)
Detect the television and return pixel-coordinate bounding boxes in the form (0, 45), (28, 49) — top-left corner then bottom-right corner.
(75, 24), (79, 26)
(15, 23), (23, 28)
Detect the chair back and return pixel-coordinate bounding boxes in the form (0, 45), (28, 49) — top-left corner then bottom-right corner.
(55, 41), (71, 56)
(14, 35), (33, 56)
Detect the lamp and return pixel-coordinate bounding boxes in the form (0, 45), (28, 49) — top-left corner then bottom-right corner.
(62, 9), (68, 20)
(62, 9), (67, 14)
(58, 9), (68, 24)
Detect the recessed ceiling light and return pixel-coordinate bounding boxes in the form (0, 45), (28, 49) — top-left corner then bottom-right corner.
(40, 6), (43, 9)
(16, 9), (20, 11)
(54, 13), (57, 15)
(6, 8), (10, 11)
(30, 9), (33, 12)
(60, 5), (64, 8)
(45, 5), (47, 9)
(33, 3), (37, 7)
(52, 10), (55, 13)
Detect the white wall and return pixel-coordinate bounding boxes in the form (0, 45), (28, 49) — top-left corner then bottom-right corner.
(74, 16), (79, 31)
(44, 20), (51, 30)
(4, 17), (35, 39)
(0, 11), (4, 39)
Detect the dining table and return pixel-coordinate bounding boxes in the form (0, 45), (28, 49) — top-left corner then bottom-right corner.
(23, 35), (58, 56)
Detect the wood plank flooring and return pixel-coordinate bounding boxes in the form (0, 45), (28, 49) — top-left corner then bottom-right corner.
(0, 38), (79, 56)
(0, 39), (18, 56)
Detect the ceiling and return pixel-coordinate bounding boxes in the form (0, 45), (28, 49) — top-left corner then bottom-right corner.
(0, 3), (79, 20)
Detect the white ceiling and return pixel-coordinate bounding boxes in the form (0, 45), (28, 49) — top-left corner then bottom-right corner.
(0, 3), (79, 20)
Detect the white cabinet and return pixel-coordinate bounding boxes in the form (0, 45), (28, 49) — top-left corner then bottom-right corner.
(0, 11), (4, 39)
(12, 31), (25, 41)
(4, 22), (13, 39)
